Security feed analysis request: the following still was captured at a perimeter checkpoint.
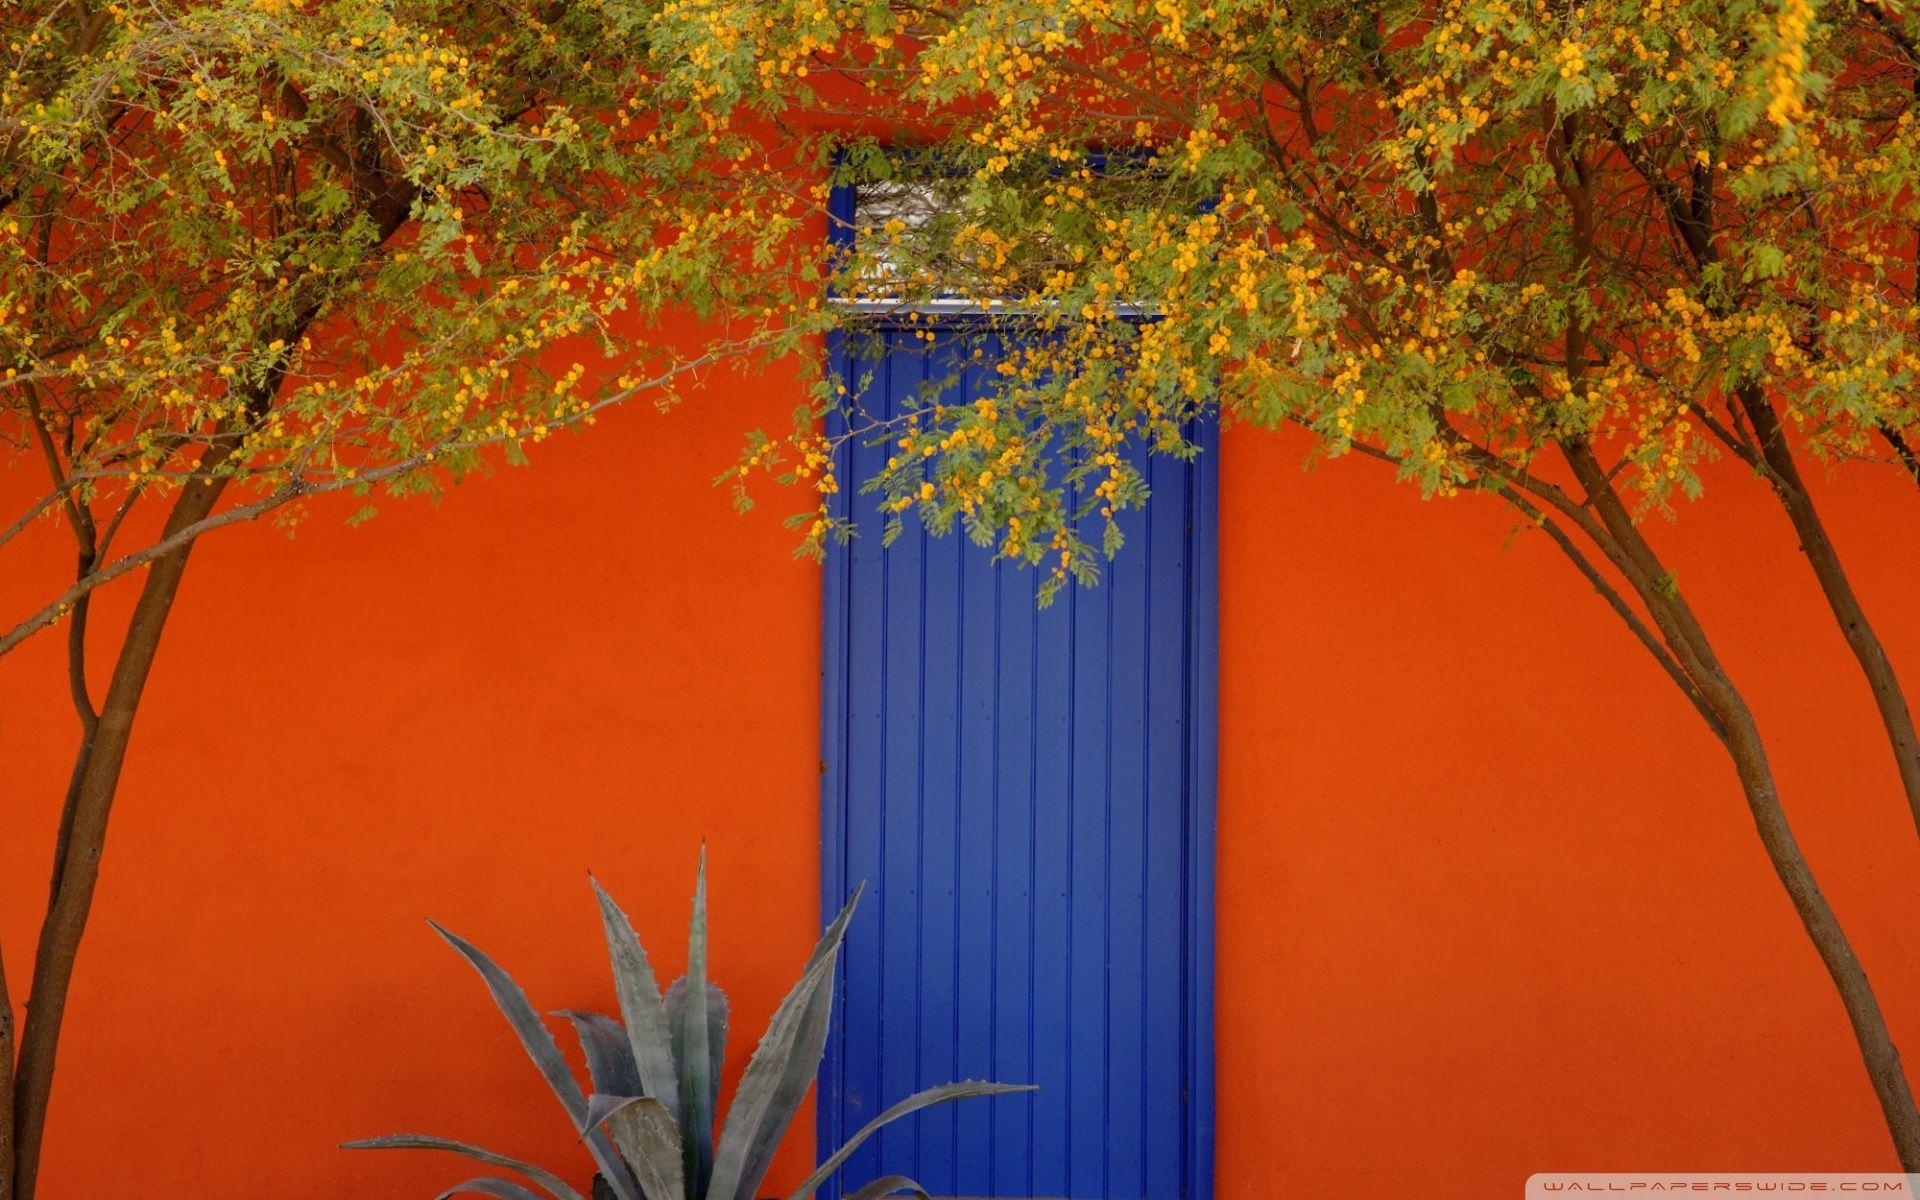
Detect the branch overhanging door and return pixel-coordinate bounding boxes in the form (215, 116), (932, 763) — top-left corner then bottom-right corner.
(819, 321), (1217, 1200)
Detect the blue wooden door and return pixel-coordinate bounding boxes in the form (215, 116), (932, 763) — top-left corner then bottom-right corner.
(820, 326), (1216, 1200)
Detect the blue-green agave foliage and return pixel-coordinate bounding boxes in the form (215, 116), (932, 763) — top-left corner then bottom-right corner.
(346, 855), (1032, 1200)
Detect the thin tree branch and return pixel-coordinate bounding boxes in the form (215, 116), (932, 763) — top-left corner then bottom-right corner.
(1503, 486), (1726, 738)
(0, 347), (751, 659)
(21, 388), (102, 732)
(1334, 428), (1725, 738)
(1733, 384), (1920, 838)
(1883, 422), (1920, 490)
(0, 487), (75, 555)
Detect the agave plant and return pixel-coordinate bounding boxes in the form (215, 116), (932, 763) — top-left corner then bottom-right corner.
(346, 855), (1030, 1200)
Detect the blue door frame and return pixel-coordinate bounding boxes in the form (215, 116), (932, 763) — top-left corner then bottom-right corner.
(817, 312), (1217, 1200)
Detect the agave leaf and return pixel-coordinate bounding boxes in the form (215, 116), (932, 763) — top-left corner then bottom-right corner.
(666, 973), (727, 1200)
(558, 1010), (643, 1098)
(589, 1094), (687, 1200)
(799, 884), (864, 977)
(592, 878), (683, 1115)
(583, 1092), (640, 1136)
(429, 923), (589, 1120)
(664, 976), (728, 1102)
(436, 1179), (554, 1200)
(785, 1082), (1038, 1200)
(706, 887), (862, 1200)
(843, 1176), (930, 1200)
(340, 1134), (585, 1200)
(678, 851), (715, 1196)
(428, 922), (643, 1200)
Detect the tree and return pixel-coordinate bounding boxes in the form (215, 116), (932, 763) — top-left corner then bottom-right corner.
(0, 3), (813, 1196)
(669, 0), (1920, 1168)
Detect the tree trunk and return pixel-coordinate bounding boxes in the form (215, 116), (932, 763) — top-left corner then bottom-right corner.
(1740, 391), (1920, 841)
(1556, 439), (1920, 1168)
(1, 935), (14, 1200)
(8, 450), (233, 1200)
(1720, 707), (1920, 1168)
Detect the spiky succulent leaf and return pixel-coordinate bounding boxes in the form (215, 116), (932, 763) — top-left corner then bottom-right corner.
(558, 1010), (643, 1099)
(592, 878), (683, 1116)
(844, 1176), (931, 1200)
(427, 923), (642, 1200)
(785, 1082), (1038, 1200)
(706, 887), (862, 1200)
(584, 1092), (639, 1135)
(589, 1095), (687, 1200)
(679, 851), (715, 1197)
(436, 1179), (553, 1200)
(340, 1134), (585, 1200)
(664, 976), (728, 1107)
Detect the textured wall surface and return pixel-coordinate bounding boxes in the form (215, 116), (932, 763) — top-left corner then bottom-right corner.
(2, 360), (1918, 1197)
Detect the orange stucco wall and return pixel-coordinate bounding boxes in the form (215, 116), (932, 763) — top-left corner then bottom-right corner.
(3, 368), (1919, 1198)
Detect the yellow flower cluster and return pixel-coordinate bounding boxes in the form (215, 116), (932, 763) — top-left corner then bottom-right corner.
(1766, 0), (1815, 126)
